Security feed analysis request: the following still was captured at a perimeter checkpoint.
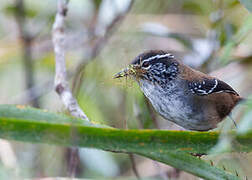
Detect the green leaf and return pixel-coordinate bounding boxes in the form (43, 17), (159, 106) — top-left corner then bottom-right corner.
(0, 105), (249, 179)
(239, 0), (252, 12)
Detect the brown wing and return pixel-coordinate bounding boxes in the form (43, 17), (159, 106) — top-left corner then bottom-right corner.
(188, 78), (239, 96)
(179, 63), (239, 96)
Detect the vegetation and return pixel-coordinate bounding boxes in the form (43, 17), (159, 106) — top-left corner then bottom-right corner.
(0, 0), (251, 179)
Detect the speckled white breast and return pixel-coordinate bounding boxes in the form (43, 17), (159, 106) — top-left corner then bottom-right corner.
(139, 79), (215, 130)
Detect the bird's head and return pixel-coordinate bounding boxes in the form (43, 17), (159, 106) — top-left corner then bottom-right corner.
(114, 50), (179, 85)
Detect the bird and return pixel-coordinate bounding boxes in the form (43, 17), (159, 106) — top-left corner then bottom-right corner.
(114, 50), (242, 131)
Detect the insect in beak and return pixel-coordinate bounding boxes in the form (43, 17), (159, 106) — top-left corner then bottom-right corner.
(113, 64), (138, 79)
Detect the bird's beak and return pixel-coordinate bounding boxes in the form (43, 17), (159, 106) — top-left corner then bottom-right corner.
(113, 64), (138, 79)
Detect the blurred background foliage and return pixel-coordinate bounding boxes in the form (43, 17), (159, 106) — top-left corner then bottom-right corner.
(0, 0), (251, 179)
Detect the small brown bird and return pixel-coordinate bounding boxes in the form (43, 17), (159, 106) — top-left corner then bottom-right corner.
(114, 50), (242, 131)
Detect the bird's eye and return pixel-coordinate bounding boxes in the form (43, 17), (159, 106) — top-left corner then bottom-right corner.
(142, 61), (150, 68)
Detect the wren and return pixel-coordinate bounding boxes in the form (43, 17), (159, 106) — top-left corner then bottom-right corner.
(114, 50), (242, 131)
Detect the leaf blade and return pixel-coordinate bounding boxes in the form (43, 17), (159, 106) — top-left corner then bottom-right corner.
(0, 104), (249, 180)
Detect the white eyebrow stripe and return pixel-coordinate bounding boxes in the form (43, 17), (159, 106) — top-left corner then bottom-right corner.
(142, 53), (174, 63)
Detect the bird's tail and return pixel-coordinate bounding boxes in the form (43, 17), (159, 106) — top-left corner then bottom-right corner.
(238, 97), (252, 105)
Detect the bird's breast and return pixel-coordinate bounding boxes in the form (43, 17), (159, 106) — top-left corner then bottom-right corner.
(139, 80), (193, 125)
(138, 79), (217, 130)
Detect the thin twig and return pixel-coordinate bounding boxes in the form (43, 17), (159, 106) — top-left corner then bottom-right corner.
(90, 0), (135, 59)
(72, 0), (135, 95)
(52, 0), (89, 177)
(15, 0), (39, 108)
(129, 153), (141, 180)
(67, 148), (80, 177)
(53, 0), (137, 178)
(52, 0), (89, 121)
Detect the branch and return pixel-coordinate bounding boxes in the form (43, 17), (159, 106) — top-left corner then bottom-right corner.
(72, 0), (135, 97)
(52, 0), (89, 121)
(14, 0), (39, 108)
(90, 0), (135, 59)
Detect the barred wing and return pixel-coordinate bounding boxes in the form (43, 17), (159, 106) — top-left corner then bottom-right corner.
(188, 78), (239, 96)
